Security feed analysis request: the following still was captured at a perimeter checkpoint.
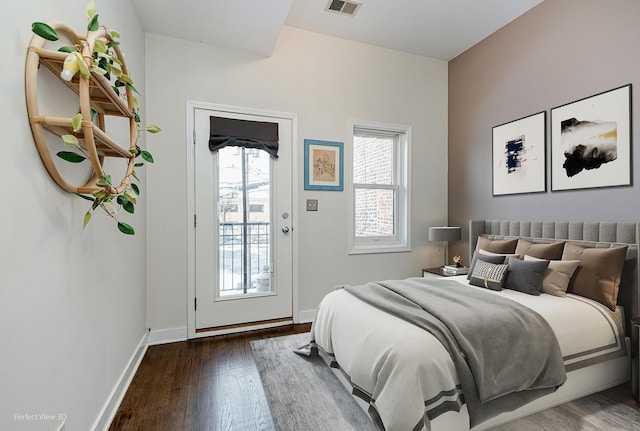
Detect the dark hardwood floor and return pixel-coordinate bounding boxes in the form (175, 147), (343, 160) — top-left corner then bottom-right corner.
(109, 323), (311, 431)
(111, 322), (636, 430)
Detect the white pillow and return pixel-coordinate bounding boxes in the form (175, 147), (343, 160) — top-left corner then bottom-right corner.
(524, 255), (580, 297)
(479, 249), (520, 264)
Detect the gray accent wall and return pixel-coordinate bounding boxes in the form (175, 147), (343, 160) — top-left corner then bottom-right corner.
(448, 0), (640, 262)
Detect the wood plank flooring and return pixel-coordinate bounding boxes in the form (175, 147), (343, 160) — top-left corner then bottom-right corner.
(110, 323), (636, 430)
(110, 323), (311, 431)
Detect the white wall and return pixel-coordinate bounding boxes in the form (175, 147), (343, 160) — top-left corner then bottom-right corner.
(145, 27), (448, 334)
(0, 1), (147, 430)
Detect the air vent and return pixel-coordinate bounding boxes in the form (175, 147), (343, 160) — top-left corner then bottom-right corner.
(326, 0), (361, 16)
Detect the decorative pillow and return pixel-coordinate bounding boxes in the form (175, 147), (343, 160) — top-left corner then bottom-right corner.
(515, 239), (565, 260)
(562, 242), (628, 311)
(475, 236), (518, 254)
(469, 260), (509, 291)
(524, 255), (580, 297)
(478, 249), (521, 264)
(504, 258), (549, 295)
(467, 251), (507, 280)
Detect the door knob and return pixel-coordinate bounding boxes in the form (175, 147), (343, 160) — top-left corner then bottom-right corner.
(282, 226), (290, 233)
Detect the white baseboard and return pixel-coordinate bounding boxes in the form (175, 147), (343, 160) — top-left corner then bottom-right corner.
(91, 332), (148, 431)
(298, 309), (316, 323)
(148, 326), (188, 345)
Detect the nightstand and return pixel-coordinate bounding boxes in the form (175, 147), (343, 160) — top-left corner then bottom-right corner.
(422, 267), (465, 278)
(422, 266), (468, 277)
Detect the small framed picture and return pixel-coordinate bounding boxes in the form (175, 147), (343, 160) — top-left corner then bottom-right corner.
(492, 111), (547, 196)
(551, 84), (632, 191)
(304, 139), (344, 191)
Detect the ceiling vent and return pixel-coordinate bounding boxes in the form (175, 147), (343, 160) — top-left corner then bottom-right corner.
(326, 0), (361, 17)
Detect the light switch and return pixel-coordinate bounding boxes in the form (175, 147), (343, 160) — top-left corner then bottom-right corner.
(306, 199), (318, 211)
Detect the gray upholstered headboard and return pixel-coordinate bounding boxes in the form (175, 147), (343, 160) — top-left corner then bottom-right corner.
(469, 220), (639, 336)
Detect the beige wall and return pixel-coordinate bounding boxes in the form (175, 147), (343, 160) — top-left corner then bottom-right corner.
(448, 0), (640, 261)
(0, 1), (147, 430)
(144, 26), (449, 336)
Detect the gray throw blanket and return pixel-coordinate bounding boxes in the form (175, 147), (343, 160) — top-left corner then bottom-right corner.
(344, 278), (567, 428)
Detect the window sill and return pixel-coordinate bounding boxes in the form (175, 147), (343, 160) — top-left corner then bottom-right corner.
(348, 244), (411, 255)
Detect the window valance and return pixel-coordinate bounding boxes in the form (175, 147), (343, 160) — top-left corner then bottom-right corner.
(209, 116), (279, 158)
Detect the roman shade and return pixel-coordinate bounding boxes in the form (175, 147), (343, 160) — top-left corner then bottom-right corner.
(209, 116), (279, 158)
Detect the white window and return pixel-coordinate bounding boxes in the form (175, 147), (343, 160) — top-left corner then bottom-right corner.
(349, 120), (411, 254)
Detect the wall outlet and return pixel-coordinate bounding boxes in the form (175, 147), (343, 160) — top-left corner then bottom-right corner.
(306, 199), (318, 211)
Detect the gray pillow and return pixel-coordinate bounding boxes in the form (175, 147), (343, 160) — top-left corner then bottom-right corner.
(505, 258), (549, 295)
(467, 251), (507, 280)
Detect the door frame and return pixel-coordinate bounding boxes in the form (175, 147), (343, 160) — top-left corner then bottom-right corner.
(185, 100), (299, 339)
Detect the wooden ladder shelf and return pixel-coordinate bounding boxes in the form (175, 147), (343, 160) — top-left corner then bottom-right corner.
(25, 21), (137, 195)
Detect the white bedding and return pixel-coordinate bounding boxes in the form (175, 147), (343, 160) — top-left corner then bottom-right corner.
(310, 275), (627, 431)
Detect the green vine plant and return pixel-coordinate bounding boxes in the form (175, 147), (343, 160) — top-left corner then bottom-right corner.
(31, 0), (160, 235)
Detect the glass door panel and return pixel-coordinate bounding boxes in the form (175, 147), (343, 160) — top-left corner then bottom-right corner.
(217, 147), (272, 298)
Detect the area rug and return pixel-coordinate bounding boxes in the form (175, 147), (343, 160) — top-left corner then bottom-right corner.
(251, 333), (640, 431)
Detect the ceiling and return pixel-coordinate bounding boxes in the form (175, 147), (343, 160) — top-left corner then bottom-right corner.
(131, 0), (543, 61)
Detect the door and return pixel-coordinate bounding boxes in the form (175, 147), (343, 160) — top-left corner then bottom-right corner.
(193, 106), (293, 330)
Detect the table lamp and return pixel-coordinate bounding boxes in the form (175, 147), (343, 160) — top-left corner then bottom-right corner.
(428, 226), (461, 267)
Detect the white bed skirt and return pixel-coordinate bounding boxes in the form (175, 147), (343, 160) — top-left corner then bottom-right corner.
(327, 338), (630, 430)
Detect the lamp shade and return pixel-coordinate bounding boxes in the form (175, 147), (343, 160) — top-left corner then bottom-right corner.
(428, 226), (461, 242)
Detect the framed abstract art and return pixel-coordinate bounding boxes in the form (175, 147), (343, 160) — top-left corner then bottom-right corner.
(551, 84), (631, 191)
(492, 111), (547, 196)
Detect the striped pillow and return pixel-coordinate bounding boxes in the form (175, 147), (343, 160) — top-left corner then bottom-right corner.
(469, 260), (509, 291)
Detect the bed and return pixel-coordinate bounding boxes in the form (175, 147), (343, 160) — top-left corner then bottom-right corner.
(305, 220), (637, 431)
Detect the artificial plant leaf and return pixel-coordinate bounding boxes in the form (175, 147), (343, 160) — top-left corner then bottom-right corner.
(83, 211), (92, 229)
(117, 73), (133, 85)
(132, 95), (139, 110)
(117, 222), (135, 235)
(91, 64), (107, 75)
(110, 29), (121, 39)
(130, 183), (140, 195)
(32, 22), (58, 41)
(106, 199), (116, 214)
(58, 46), (78, 53)
(126, 82), (141, 96)
(94, 38), (107, 53)
(73, 193), (94, 202)
(144, 125), (161, 133)
(123, 201), (135, 214)
(110, 55), (123, 67)
(74, 52), (90, 78)
(62, 134), (80, 147)
(134, 162), (144, 168)
(86, 0), (97, 19)
(110, 65), (122, 77)
(131, 170), (140, 182)
(57, 151), (85, 163)
(140, 150), (154, 163)
(108, 40), (120, 48)
(96, 175), (112, 187)
(116, 194), (127, 205)
(124, 190), (137, 204)
(90, 107), (98, 122)
(87, 14), (100, 32)
(71, 113), (82, 133)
